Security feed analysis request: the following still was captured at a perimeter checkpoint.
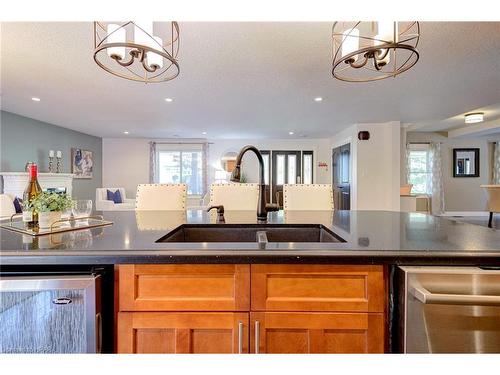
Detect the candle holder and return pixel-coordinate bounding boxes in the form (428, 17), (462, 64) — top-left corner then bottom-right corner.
(56, 157), (62, 173)
(48, 156), (54, 173)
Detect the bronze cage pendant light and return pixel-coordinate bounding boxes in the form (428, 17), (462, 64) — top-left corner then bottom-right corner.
(93, 21), (180, 83)
(332, 21), (420, 82)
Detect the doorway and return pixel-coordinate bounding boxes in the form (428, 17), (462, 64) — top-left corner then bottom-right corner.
(271, 151), (301, 207)
(332, 143), (351, 210)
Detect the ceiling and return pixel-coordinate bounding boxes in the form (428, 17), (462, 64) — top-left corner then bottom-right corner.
(1, 22), (500, 139)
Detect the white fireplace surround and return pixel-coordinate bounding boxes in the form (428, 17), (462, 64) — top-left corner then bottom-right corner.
(0, 172), (75, 199)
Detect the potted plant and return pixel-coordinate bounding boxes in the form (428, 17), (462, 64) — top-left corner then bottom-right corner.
(31, 192), (74, 229)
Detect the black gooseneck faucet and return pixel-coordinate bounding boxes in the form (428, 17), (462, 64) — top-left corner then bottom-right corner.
(230, 145), (279, 221)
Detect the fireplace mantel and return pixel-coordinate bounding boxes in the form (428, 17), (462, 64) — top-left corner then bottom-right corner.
(0, 172), (75, 198)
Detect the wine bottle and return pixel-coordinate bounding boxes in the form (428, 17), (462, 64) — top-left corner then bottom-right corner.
(23, 162), (42, 227)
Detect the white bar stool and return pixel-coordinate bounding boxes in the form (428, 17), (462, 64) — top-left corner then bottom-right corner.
(135, 184), (187, 210)
(283, 184), (334, 211)
(209, 183), (259, 211)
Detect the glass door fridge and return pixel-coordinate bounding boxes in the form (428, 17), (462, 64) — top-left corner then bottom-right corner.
(0, 274), (102, 353)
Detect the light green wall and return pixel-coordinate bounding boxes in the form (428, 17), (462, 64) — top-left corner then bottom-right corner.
(0, 111), (102, 200)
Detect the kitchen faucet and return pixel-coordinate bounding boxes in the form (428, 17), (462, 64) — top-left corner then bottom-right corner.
(230, 145), (279, 221)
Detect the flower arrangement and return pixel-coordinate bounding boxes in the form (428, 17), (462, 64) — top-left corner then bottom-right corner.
(21, 199), (32, 211)
(31, 192), (74, 213)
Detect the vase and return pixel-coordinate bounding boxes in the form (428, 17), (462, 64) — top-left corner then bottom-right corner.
(38, 211), (62, 229)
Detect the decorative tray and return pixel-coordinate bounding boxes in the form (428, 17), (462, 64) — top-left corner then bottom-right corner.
(1, 215), (113, 237)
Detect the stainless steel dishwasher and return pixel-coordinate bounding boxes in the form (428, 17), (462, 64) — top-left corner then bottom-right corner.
(0, 274), (102, 353)
(400, 266), (500, 353)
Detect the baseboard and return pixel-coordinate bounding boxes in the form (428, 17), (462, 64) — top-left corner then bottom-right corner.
(439, 211), (490, 217)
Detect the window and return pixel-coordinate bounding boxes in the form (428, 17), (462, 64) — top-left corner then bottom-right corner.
(302, 151), (313, 184)
(262, 152), (270, 185)
(276, 154), (285, 185)
(407, 144), (430, 194)
(156, 144), (205, 196)
(287, 154), (297, 184)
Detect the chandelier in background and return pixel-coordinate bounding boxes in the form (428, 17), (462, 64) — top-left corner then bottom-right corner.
(332, 22), (420, 82)
(93, 21), (179, 83)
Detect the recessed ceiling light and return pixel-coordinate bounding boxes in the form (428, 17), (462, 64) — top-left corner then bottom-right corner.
(314, 97), (323, 102)
(289, 131), (295, 135)
(202, 131), (207, 135)
(165, 98), (173, 102)
(464, 112), (484, 124)
(31, 97), (41, 102)
(123, 131), (129, 135)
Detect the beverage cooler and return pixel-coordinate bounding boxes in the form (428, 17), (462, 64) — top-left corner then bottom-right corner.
(0, 273), (102, 353)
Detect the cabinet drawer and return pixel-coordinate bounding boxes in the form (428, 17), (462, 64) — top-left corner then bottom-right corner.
(118, 312), (249, 353)
(251, 265), (385, 312)
(118, 264), (250, 311)
(250, 312), (385, 353)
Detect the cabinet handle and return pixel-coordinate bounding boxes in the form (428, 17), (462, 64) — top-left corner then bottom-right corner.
(238, 321), (243, 354)
(411, 285), (500, 306)
(254, 320), (260, 354)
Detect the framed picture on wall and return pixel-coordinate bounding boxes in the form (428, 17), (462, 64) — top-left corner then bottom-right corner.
(453, 148), (479, 177)
(71, 148), (94, 179)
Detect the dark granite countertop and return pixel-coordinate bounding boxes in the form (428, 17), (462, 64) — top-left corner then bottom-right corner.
(1, 210), (499, 265)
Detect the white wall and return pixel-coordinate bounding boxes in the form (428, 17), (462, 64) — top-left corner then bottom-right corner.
(208, 138), (331, 185)
(102, 137), (332, 198)
(103, 126), (401, 212)
(356, 122), (400, 211)
(329, 122), (401, 211)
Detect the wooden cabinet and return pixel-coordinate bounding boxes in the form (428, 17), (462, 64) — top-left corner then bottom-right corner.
(251, 265), (385, 312)
(118, 264), (250, 311)
(116, 264), (386, 354)
(118, 312), (248, 353)
(250, 312), (384, 354)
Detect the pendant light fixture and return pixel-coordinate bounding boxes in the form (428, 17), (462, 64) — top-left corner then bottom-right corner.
(93, 21), (179, 83)
(332, 22), (420, 82)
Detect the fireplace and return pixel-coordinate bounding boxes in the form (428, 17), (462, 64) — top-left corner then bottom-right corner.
(0, 172), (74, 199)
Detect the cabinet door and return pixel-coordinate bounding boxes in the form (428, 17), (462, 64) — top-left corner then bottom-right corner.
(251, 265), (386, 312)
(250, 312), (384, 354)
(118, 312), (249, 354)
(118, 264), (250, 311)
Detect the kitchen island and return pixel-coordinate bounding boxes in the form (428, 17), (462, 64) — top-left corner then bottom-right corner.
(1, 210), (499, 264)
(1, 210), (499, 354)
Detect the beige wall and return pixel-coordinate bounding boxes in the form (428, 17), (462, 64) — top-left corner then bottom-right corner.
(405, 131), (499, 212)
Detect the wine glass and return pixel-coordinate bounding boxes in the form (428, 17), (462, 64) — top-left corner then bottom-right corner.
(72, 200), (93, 220)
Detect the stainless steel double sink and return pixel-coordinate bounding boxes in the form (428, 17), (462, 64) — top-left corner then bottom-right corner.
(156, 224), (345, 243)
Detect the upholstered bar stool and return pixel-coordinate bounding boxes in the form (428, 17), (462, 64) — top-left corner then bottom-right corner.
(0, 194), (16, 219)
(135, 184), (187, 210)
(209, 183), (259, 210)
(480, 185), (500, 228)
(283, 184), (334, 211)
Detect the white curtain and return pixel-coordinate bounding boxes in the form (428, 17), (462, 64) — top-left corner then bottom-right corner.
(149, 141), (156, 183)
(493, 141), (500, 184)
(405, 143), (411, 184)
(202, 142), (209, 195)
(428, 142), (444, 215)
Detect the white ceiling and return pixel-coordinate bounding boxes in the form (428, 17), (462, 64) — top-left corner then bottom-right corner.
(1, 22), (500, 139)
